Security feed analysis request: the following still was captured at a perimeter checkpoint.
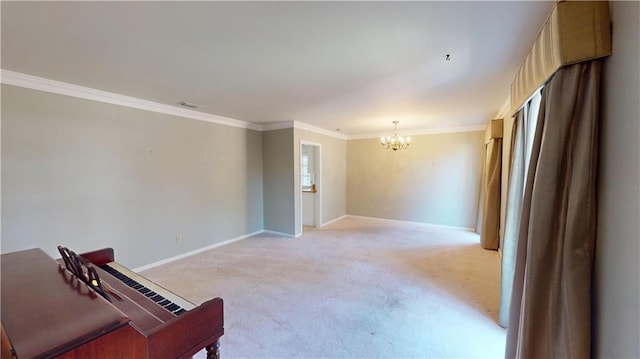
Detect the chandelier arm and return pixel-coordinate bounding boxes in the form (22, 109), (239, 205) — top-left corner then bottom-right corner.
(381, 121), (411, 151)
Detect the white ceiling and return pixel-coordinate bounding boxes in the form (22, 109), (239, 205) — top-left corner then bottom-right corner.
(1, 1), (554, 136)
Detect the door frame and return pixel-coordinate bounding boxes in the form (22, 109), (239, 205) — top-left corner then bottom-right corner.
(299, 141), (322, 235)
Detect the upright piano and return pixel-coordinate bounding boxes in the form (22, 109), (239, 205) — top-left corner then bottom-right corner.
(1, 247), (224, 359)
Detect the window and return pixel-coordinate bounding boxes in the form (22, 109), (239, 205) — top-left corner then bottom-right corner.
(301, 153), (312, 189)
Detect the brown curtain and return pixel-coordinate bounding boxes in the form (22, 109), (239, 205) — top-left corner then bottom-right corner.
(480, 137), (502, 250)
(505, 60), (601, 358)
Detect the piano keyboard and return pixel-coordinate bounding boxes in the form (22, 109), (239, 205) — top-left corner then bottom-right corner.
(101, 262), (196, 316)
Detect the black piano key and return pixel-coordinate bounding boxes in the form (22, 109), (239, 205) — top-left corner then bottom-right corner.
(165, 304), (180, 312)
(100, 264), (188, 316)
(162, 304), (174, 310)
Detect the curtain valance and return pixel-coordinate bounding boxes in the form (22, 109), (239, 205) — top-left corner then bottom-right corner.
(484, 119), (503, 144)
(510, 1), (611, 115)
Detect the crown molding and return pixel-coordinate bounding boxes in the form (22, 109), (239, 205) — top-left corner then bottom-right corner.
(347, 124), (487, 140)
(494, 95), (511, 120)
(261, 121), (295, 131)
(261, 121), (347, 140)
(1, 69), (262, 131)
(2, 69), (486, 139)
(293, 121), (347, 140)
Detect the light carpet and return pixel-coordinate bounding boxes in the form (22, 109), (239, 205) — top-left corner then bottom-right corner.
(142, 216), (505, 358)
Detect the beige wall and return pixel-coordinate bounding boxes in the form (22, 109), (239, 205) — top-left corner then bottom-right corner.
(347, 131), (484, 229)
(262, 127), (347, 236)
(1, 85), (264, 268)
(594, 1), (640, 357)
(294, 128), (347, 236)
(262, 128), (295, 235)
(0, 85), (345, 261)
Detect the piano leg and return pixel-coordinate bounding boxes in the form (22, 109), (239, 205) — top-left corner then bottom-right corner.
(206, 340), (220, 359)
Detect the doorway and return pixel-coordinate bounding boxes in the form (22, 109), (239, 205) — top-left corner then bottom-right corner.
(300, 142), (321, 234)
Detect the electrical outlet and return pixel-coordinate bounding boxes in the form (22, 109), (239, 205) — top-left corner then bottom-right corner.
(383, 206), (388, 212)
(176, 234), (183, 243)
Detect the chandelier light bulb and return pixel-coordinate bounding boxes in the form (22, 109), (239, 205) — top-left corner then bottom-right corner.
(380, 121), (411, 151)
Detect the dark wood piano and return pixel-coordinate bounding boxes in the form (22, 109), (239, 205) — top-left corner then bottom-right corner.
(1, 247), (224, 359)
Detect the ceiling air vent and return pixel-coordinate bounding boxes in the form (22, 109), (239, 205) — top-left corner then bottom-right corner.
(176, 101), (202, 109)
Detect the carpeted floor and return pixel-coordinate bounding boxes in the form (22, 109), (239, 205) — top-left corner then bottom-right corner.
(142, 216), (505, 358)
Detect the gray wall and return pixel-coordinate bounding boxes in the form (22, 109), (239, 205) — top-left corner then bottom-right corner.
(1, 85), (264, 268)
(347, 131), (483, 228)
(593, 1), (640, 357)
(262, 128), (295, 235)
(294, 128), (347, 235)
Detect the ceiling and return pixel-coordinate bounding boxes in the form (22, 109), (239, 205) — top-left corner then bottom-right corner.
(1, 1), (555, 136)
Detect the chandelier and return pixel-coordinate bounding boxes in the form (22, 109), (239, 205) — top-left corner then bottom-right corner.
(380, 121), (411, 151)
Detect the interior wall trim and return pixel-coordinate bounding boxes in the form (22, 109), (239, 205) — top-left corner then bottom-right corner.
(320, 214), (348, 227)
(0, 70), (345, 139)
(346, 215), (476, 232)
(262, 121), (347, 140)
(262, 230), (296, 238)
(132, 230), (264, 272)
(261, 121), (297, 131)
(347, 124), (487, 140)
(1, 69), (487, 139)
(293, 121), (348, 140)
(495, 96), (512, 120)
(0, 69), (262, 131)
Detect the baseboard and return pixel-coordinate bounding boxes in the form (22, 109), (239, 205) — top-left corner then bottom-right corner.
(345, 215), (477, 232)
(133, 230), (263, 272)
(320, 214), (348, 227)
(262, 230), (296, 238)
(132, 216), (475, 272)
